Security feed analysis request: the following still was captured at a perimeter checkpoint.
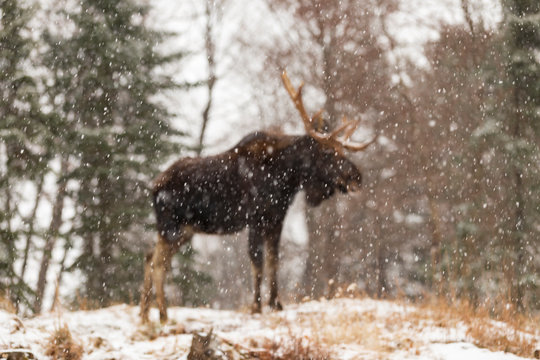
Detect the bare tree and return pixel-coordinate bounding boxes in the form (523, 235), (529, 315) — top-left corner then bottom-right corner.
(34, 157), (69, 313)
(197, 0), (220, 154)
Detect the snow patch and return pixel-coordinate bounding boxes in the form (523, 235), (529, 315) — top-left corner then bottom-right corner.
(1, 299), (537, 360)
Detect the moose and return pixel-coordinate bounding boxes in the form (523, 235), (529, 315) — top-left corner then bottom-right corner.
(140, 72), (375, 323)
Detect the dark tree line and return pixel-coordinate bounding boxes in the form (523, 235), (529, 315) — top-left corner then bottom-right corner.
(0, 0), (191, 313)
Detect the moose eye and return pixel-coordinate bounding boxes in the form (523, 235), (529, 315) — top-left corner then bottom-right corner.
(321, 148), (337, 157)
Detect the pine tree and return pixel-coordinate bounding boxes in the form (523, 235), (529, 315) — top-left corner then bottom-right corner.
(501, 0), (540, 310)
(43, 0), (185, 307)
(0, 0), (48, 308)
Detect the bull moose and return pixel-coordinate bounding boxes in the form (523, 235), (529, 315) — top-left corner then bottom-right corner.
(140, 72), (375, 323)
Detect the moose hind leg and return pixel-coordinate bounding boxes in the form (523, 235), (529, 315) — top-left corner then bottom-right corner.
(140, 249), (154, 323)
(151, 235), (180, 324)
(248, 229), (264, 314)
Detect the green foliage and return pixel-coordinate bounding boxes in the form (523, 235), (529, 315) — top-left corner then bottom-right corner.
(412, 15), (539, 312)
(171, 245), (215, 307)
(500, 0), (540, 310)
(41, 0), (194, 307)
(0, 0), (45, 307)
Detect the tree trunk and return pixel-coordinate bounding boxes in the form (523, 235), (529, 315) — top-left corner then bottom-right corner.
(16, 176), (44, 312)
(302, 196), (342, 298)
(509, 86), (525, 311)
(95, 174), (115, 306)
(375, 239), (387, 298)
(4, 176), (15, 291)
(427, 188), (443, 292)
(197, 0), (217, 155)
(50, 243), (70, 312)
(19, 176), (44, 281)
(302, 204), (325, 298)
(34, 159), (68, 313)
(302, 18), (344, 298)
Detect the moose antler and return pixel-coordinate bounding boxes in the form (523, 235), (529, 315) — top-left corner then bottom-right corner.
(281, 71), (376, 152)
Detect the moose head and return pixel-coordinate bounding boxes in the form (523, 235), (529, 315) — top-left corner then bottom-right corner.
(281, 71), (374, 206)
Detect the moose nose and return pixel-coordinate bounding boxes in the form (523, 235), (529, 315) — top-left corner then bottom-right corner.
(347, 182), (361, 192)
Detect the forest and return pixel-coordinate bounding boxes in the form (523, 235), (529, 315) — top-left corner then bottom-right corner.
(0, 0), (539, 326)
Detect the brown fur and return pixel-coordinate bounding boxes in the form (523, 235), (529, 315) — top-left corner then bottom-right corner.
(140, 131), (363, 323)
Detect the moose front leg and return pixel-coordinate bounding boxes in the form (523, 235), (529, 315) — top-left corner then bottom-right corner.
(248, 229), (264, 314)
(266, 236), (283, 311)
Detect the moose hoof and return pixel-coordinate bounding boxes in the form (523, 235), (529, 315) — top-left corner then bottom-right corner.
(269, 299), (283, 311)
(159, 312), (168, 324)
(140, 306), (150, 324)
(251, 303), (262, 314)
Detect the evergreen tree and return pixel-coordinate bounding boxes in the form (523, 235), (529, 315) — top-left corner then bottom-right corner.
(501, 0), (540, 310)
(0, 0), (48, 308)
(43, 0), (185, 306)
(170, 245), (214, 307)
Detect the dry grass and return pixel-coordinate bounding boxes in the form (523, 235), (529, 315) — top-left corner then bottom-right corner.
(467, 320), (537, 357)
(428, 300), (540, 357)
(45, 324), (83, 360)
(402, 295), (539, 358)
(221, 328), (331, 360)
(310, 311), (393, 353)
(266, 337), (331, 360)
(0, 294), (16, 313)
(265, 289), (539, 359)
(255, 331), (332, 360)
(263, 305), (391, 356)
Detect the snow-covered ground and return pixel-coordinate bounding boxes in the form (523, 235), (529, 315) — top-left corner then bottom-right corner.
(1, 298), (538, 359)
